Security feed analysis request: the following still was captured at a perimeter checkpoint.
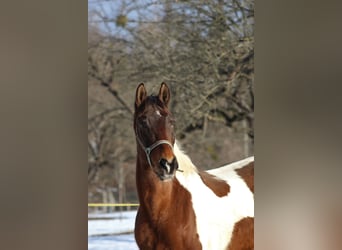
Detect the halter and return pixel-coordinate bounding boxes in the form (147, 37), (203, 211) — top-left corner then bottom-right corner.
(136, 135), (174, 167)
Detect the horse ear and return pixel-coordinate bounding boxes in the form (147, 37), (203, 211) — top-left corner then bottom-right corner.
(158, 82), (170, 106)
(135, 83), (147, 109)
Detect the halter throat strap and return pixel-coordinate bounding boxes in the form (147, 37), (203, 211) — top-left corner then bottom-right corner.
(136, 136), (174, 167)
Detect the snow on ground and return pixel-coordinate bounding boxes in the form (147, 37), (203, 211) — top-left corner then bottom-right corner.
(88, 210), (138, 250)
(88, 210), (137, 236)
(88, 234), (137, 250)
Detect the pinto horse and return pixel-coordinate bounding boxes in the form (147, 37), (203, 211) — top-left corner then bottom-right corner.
(133, 82), (254, 250)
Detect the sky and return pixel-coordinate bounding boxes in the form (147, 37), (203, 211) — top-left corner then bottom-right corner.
(88, 0), (165, 36)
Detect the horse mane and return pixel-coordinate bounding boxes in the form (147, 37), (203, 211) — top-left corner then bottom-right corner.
(174, 141), (199, 176)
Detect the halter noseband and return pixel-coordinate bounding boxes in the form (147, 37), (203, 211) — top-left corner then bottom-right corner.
(136, 136), (174, 167)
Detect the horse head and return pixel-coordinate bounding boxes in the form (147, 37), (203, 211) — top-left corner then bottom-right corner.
(134, 82), (178, 181)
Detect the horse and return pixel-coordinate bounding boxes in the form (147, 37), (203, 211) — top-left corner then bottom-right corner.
(133, 82), (254, 250)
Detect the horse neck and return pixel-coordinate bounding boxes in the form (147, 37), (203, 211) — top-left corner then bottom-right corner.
(135, 141), (198, 214)
(135, 149), (174, 211)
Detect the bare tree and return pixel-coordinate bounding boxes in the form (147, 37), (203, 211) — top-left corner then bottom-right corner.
(88, 0), (254, 203)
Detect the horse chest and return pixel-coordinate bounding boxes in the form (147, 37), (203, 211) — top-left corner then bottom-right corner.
(135, 187), (202, 249)
(135, 209), (202, 250)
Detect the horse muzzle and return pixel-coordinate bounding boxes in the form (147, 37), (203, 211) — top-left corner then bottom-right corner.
(158, 158), (178, 181)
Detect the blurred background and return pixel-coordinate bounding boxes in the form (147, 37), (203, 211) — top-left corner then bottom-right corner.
(87, 0), (254, 208)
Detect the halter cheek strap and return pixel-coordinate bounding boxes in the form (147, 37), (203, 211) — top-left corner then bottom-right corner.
(136, 136), (174, 167)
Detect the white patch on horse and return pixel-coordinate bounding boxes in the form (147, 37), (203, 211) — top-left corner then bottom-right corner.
(155, 110), (162, 117)
(174, 142), (254, 250)
(208, 156), (254, 178)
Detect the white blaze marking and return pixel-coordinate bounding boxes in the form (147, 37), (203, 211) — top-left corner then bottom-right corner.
(155, 110), (162, 117)
(174, 142), (254, 250)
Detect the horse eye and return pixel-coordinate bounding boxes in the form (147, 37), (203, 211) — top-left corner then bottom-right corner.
(138, 115), (146, 122)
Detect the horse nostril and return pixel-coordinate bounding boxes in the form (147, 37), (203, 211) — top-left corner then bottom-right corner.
(159, 158), (177, 174)
(159, 158), (169, 172)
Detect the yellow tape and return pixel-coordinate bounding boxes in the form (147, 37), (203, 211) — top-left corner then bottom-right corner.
(88, 203), (140, 207)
